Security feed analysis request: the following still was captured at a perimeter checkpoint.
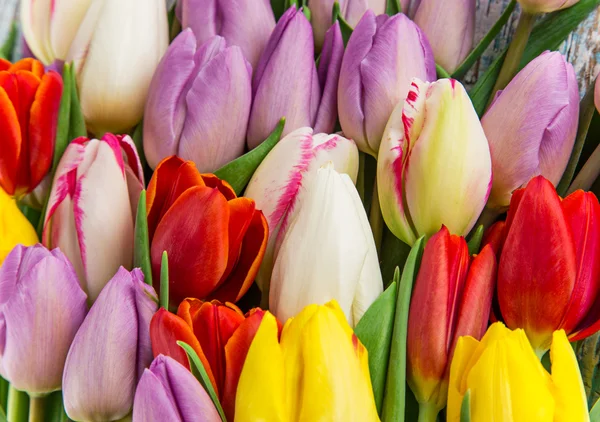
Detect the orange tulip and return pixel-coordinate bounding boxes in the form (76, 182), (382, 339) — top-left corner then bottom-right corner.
(0, 58), (62, 197)
(149, 299), (273, 421)
(146, 156), (268, 306)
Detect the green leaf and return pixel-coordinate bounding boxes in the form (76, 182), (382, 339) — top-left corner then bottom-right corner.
(469, 0), (600, 115)
(0, 22), (17, 61)
(380, 228), (411, 288)
(214, 118), (285, 195)
(0, 376), (7, 415)
(131, 120), (149, 174)
(332, 2), (354, 45)
(382, 237), (425, 422)
(576, 332), (600, 407)
(460, 390), (471, 422)
(160, 251), (169, 310)
(53, 63), (74, 173)
(67, 64), (87, 139)
(436, 63), (451, 79)
(467, 225), (485, 256)
(303, 5), (311, 20)
(355, 276), (399, 415)
(134, 190), (152, 286)
(45, 391), (68, 422)
(177, 341), (227, 421)
(452, 1), (517, 79)
(386, 0), (401, 15)
(591, 397), (600, 422)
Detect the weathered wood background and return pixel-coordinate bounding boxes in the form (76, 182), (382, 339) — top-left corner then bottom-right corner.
(1, 0), (599, 92)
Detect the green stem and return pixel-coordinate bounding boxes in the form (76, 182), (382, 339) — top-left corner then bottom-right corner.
(28, 396), (45, 422)
(7, 386), (29, 422)
(369, 179), (383, 254)
(417, 402), (440, 422)
(487, 11), (536, 108)
(160, 251), (169, 310)
(0, 377), (8, 414)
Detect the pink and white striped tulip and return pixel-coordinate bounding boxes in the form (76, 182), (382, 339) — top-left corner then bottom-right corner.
(244, 127), (359, 291)
(378, 79), (492, 245)
(43, 134), (144, 303)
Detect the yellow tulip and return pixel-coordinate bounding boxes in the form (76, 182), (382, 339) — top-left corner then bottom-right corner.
(235, 300), (380, 422)
(447, 322), (589, 422)
(0, 188), (38, 264)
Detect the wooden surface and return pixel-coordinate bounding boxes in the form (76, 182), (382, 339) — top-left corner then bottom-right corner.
(1, 0), (599, 92)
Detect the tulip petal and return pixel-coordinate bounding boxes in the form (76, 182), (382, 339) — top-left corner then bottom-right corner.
(218, 198), (256, 285)
(0, 84), (21, 195)
(446, 335), (479, 422)
(201, 173), (237, 200)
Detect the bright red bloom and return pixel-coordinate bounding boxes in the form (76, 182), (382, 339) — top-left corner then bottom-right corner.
(0, 58), (62, 196)
(491, 176), (600, 353)
(146, 156), (268, 307)
(150, 299), (273, 421)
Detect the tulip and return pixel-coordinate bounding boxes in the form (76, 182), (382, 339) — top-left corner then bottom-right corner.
(143, 32), (252, 173)
(308, 0), (386, 50)
(43, 134), (144, 302)
(447, 323), (589, 422)
(247, 7), (344, 148)
(338, 11), (436, 156)
(270, 164), (382, 327)
(407, 227), (496, 419)
(491, 176), (600, 354)
(378, 78), (492, 246)
(133, 355), (221, 422)
(482, 51), (579, 210)
(517, 0), (579, 13)
(413, 0), (475, 72)
(66, 0), (168, 136)
(177, 0), (275, 70)
(150, 299), (269, 420)
(147, 156), (268, 306)
(20, 0), (93, 65)
(236, 301), (379, 421)
(595, 75), (600, 113)
(0, 58), (62, 196)
(0, 245), (87, 395)
(63, 267), (158, 421)
(244, 127), (359, 291)
(402, 0), (422, 16)
(0, 188), (38, 264)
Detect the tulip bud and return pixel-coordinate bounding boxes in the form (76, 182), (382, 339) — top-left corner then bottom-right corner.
(247, 7), (344, 148)
(413, 0), (475, 72)
(178, 0), (275, 70)
(447, 324), (589, 422)
(144, 32), (252, 172)
(493, 176), (600, 353)
(407, 227), (496, 416)
(338, 11), (436, 156)
(63, 267), (158, 421)
(308, 0), (386, 50)
(0, 188), (38, 264)
(482, 51), (579, 210)
(133, 355), (221, 422)
(20, 0), (93, 65)
(147, 157), (267, 306)
(378, 78), (492, 246)
(270, 164), (382, 326)
(0, 245), (87, 395)
(43, 134), (145, 302)
(0, 58), (62, 197)
(517, 0), (579, 13)
(66, 0), (168, 135)
(235, 301), (379, 421)
(244, 127), (359, 291)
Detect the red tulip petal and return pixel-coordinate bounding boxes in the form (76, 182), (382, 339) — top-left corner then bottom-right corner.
(177, 298), (205, 327)
(481, 221), (506, 257)
(0, 59), (10, 71)
(9, 59), (44, 78)
(503, 187), (525, 233)
(27, 70), (62, 191)
(498, 176), (576, 349)
(151, 186), (229, 306)
(560, 191), (600, 333)
(211, 209), (268, 303)
(0, 85), (20, 195)
(201, 174), (237, 201)
(146, 156), (205, 241)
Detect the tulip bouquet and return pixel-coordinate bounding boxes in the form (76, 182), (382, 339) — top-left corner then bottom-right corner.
(2, 0), (600, 420)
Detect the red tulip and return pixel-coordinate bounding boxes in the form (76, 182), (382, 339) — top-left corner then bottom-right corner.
(0, 58), (62, 197)
(493, 176), (600, 354)
(146, 156), (268, 306)
(150, 299), (272, 421)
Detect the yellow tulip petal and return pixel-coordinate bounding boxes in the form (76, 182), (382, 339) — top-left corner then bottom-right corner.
(0, 188), (38, 264)
(447, 335), (480, 422)
(550, 330), (590, 422)
(235, 312), (286, 422)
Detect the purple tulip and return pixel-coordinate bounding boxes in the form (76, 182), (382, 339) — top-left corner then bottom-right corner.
(246, 6), (344, 149)
(143, 32), (252, 172)
(482, 51), (579, 209)
(0, 245), (87, 395)
(63, 267), (158, 421)
(338, 11), (436, 156)
(414, 0), (475, 72)
(132, 355), (221, 422)
(177, 0), (275, 70)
